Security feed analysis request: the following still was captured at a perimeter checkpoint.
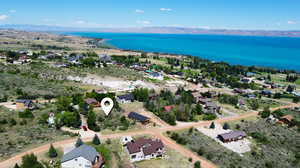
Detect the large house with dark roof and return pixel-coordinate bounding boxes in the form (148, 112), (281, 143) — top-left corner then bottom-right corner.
(61, 144), (104, 168)
(218, 131), (247, 143)
(125, 137), (164, 162)
(128, 112), (150, 124)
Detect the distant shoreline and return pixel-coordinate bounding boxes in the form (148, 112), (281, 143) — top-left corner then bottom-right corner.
(63, 32), (300, 73)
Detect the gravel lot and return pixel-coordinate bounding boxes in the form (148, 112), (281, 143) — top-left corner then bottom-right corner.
(197, 124), (251, 154)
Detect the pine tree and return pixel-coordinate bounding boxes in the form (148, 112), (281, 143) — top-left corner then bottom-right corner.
(223, 123), (230, 130)
(92, 134), (101, 145)
(75, 138), (83, 147)
(14, 163), (20, 168)
(209, 122), (215, 129)
(48, 144), (58, 158)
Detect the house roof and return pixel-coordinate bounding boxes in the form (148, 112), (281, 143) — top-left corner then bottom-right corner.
(85, 98), (99, 105)
(61, 144), (99, 163)
(128, 112), (149, 122)
(126, 138), (164, 155)
(218, 131), (247, 140)
(163, 106), (173, 112)
(117, 94), (134, 101)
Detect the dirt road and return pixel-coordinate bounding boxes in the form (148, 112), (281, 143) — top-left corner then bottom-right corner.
(1, 103), (299, 168)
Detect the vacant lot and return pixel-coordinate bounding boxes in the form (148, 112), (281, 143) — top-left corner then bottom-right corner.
(0, 105), (73, 161)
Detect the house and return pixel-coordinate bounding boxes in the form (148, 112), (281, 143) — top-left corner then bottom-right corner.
(98, 54), (111, 63)
(266, 115), (278, 124)
(237, 98), (246, 108)
(204, 102), (221, 114)
(244, 93), (256, 99)
(278, 115), (294, 125)
(241, 77), (252, 84)
(147, 72), (164, 81)
(116, 94), (134, 104)
(198, 99), (220, 114)
(128, 112), (150, 124)
(85, 98), (100, 107)
(260, 90), (273, 96)
(125, 137), (164, 162)
(120, 136), (133, 146)
(15, 99), (34, 110)
(218, 131), (247, 143)
(292, 91), (300, 97)
(246, 72), (256, 77)
(61, 144), (104, 168)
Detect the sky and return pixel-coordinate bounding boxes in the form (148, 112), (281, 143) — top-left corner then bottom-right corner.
(0, 0), (300, 30)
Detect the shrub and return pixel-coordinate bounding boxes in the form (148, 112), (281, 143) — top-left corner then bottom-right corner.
(251, 132), (269, 144)
(194, 161), (201, 168)
(18, 109), (34, 118)
(202, 114), (217, 121)
(75, 138), (83, 147)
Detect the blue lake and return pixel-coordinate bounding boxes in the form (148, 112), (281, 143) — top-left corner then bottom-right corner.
(66, 32), (300, 71)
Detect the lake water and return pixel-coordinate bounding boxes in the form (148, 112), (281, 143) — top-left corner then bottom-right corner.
(66, 32), (300, 71)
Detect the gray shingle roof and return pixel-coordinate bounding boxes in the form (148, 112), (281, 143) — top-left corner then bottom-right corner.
(61, 144), (99, 163)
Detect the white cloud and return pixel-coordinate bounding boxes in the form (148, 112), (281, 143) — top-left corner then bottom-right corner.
(9, 10), (16, 13)
(43, 18), (55, 22)
(160, 8), (172, 12)
(287, 20), (297, 24)
(198, 26), (211, 29)
(0, 15), (8, 21)
(75, 20), (86, 24)
(136, 20), (151, 25)
(135, 9), (144, 13)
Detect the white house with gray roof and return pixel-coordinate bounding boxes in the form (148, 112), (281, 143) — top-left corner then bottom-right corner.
(61, 144), (104, 168)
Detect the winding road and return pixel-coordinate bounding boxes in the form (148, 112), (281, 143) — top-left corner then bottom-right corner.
(0, 103), (299, 168)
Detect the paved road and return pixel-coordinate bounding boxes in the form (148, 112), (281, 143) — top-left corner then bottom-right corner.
(0, 103), (299, 168)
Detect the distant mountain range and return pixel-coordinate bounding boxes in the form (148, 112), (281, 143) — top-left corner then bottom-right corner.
(1, 24), (300, 37)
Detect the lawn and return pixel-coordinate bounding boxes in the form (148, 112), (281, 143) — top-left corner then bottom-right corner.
(134, 147), (193, 168)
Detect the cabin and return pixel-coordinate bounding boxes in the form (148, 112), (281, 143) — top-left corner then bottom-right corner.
(117, 94), (134, 104)
(61, 144), (104, 168)
(218, 131), (247, 143)
(15, 99), (34, 110)
(128, 112), (150, 124)
(85, 98), (100, 107)
(125, 137), (164, 162)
